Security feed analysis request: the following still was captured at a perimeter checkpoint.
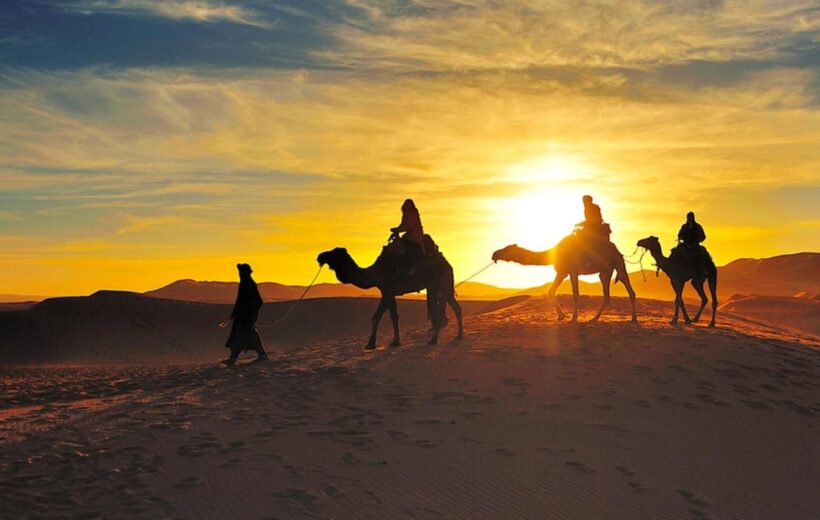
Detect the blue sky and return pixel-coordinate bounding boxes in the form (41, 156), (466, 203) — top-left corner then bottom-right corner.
(1, 0), (819, 294)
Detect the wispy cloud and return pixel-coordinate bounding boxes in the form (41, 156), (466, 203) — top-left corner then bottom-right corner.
(55, 0), (274, 27)
(1, 1), (818, 294)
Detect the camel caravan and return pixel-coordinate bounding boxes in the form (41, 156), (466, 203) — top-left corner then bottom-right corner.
(312, 196), (718, 351)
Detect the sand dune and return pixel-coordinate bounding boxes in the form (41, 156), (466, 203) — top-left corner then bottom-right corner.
(0, 296), (817, 519)
(718, 294), (820, 337)
(0, 291), (520, 364)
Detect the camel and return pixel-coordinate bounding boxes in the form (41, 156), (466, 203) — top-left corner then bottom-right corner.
(492, 235), (637, 323)
(636, 236), (717, 327)
(317, 246), (463, 349)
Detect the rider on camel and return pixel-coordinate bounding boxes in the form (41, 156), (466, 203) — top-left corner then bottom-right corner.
(390, 199), (426, 256)
(677, 211), (708, 274)
(578, 195), (610, 241)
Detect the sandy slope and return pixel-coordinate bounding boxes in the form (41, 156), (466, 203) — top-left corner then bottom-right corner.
(1, 297), (818, 519)
(718, 294), (820, 337)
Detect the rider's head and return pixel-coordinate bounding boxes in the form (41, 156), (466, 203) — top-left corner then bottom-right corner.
(687, 211), (695, 222)
(582, 195), (593, 205)
(402, 199), (416, 212)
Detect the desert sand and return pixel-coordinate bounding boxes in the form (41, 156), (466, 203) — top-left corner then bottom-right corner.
(1, 295), (818, 519)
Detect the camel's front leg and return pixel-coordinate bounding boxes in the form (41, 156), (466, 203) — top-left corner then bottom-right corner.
(387, 297), (401, 347)
(570, 273), (580, 323)
(547, 271), (568, 321)
(670, 280), (687, 325)
(366, 298), (389, 349)
(428, 290), (445, 345)
(590, 270), (612, 322)
(691, 279), (708, 323)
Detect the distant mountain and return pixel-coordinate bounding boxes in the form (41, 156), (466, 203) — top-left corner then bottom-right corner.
(143, 279), (516, 303)
(4, 253), (817, 306)
(512, 252), (820, 302)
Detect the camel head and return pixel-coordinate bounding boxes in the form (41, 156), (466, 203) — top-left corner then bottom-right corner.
(492, 244), (523, 263)
(636, 236), (661, 253)
(317, 247), (356, 283)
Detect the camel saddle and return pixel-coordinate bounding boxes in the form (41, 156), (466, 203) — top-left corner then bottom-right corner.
(383, 234), (441, 279)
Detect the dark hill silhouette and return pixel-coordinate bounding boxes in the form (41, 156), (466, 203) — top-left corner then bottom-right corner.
(139, 253), (819, 305)
(0, 291), (521, 364)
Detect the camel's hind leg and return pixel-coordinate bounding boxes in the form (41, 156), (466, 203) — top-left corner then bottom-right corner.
(590, 270), (612, 323)
(569, 273), (580, 323)
(448, 294), (464, 339)
(691, 279), (708, 323)
(387, 298), (401, 347)
(428, 289), (447, 345)
(367, 297), (389, 349)
(548, 271), (568, 321)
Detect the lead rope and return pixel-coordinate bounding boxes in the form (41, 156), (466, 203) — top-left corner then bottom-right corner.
(454, 261), (496, 290)
(260, 264), (324, 330)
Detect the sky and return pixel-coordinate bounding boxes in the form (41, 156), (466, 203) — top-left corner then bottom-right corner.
(1, 0), (819, 296)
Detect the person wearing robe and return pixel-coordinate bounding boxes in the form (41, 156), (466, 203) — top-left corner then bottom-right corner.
(390, 198), (426, 255)
(677, 212), (708, 275)
(678, 211), (706, 245)
(221, 263), (267, 365)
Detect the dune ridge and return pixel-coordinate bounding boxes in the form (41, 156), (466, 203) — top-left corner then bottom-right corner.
(1, 296), (818, 519)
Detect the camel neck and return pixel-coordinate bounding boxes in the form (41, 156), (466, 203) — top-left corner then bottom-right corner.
(344, 261), (380, 289)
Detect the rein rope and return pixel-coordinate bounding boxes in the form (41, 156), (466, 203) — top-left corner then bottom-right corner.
(454, 261), (496, 289)
(623, 247), (649, 282)
(259, 264), (324, 330)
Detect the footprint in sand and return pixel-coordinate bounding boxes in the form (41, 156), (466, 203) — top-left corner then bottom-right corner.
(174, 476), (202, 490)
(565, 461), (595, 474)
(677, 489), (711, 508)
(495, 447), (515, 457)
(615, 466), (649, 494)
(271, 488), (319, 511)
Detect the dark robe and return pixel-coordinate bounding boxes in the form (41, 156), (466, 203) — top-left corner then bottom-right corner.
(678, 222), (706, 245)
(225, 275), (264, 352)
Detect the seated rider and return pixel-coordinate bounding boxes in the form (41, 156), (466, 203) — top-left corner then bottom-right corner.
(677, 211), (708, 274)
(678, 211), (706, 246)
(390, 199), (426, 256)
(577, 195), (609, 239)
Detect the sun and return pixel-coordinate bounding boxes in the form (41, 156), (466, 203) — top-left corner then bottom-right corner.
(500, 153), (596, 250)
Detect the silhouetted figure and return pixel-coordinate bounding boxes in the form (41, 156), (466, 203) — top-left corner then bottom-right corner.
(582, 194), (604, 229)
(638, 236), (718, 327)
(390, 199), (425, 255)
(577, 194), (611, 240)
(676, 211), (708, 276)
(220, 263), (268, 366)
(678, 211), (706, 246)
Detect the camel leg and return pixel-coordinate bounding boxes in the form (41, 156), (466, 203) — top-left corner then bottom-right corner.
(590, 270), (612, 323)
(670, 280), (684, 325)
(671, 280), (692, 325)
(570, 273), (580, 323)
(708, 273), (718, 328)
(428, 289), (446, 345)
(548, 271), (568, 321)
(691, 279), (708, 323)
(387, 297), (401, 347)
(448, 294), (464, 340)
(366, 298), (389, 349)
(617, 259), (638, 323)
